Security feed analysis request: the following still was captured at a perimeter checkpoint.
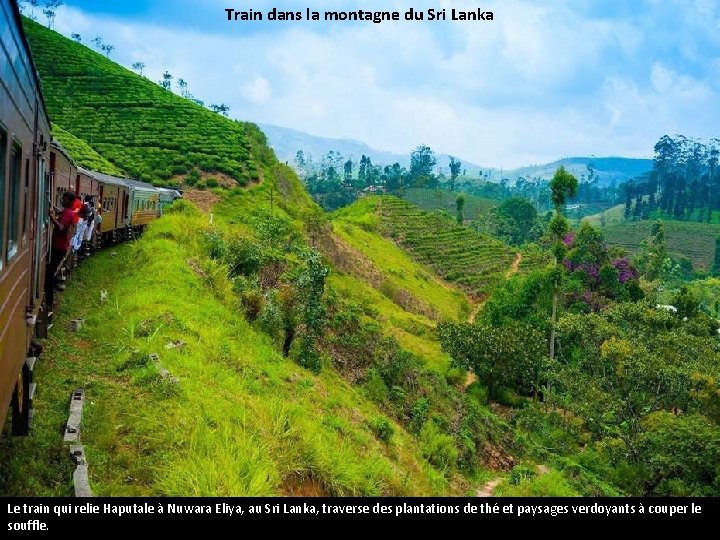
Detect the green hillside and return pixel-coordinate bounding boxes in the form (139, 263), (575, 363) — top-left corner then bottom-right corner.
(374, 197), (518, 295)
(51, 123), (124, 176)
(602, 220), (720, 271)
(401, 188), (498, 221)
(24, 18), (267, 186)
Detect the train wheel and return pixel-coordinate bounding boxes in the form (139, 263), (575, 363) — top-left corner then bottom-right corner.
(11, 360), (34, 436)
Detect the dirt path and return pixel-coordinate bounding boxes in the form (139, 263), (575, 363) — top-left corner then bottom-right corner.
(506, 252), (522, 278)
(476, 464), (550, 497)
(476, 478), (502, 497)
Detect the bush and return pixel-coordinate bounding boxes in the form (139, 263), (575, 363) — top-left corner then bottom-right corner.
(370, 417), (394, 443)
(186, 169), (200, 186)
(196, 181), (207, 191)
(419, 421), (458, 474)
(165, 198), (200, 216)
(206, 177), (220, 188)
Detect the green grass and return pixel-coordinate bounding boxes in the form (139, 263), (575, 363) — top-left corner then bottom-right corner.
(494, 469), (580, 497)
(600, 220), (720, 271)
(0, 213), (451, 496)
(332, 221), (469, 321)
(581, 203), (626, 227)
(329, 273), (454, 373)
(24, 18), (273, 186)
(401, 188), (498, 221)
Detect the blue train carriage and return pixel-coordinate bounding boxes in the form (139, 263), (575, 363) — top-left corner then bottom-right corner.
(123, 178), (161, 233)
(0, 0), (52, 435)
(156, 187), (182, 216)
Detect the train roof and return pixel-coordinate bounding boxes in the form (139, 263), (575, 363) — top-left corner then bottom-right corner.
(76, 166), (97, 179)
(6, 0), (51, 133)
(77, 170), (158, 192)
(50, 139), (76, 166)
(91, 171), (129, 188)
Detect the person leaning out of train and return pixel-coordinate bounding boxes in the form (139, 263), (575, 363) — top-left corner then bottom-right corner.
(47, 191), (77, 304)
(83, 195), (97, 253)
(71, 204), (89, 255)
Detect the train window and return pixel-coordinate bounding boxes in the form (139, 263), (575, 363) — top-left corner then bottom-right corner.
(22, 158), (30, 241)
(0, 126), (6, 271)
(6, 142), (22, 261)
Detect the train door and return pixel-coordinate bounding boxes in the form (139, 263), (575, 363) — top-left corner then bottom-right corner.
(31, 156), (47, 301)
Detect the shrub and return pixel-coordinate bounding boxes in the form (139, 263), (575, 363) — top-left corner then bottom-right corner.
(419, 421), (458, 474)
(370, 417), (394, 443)
(165, 198), (200, 216)
(206, 177), (220, 188)
(196, 181), (207, 191)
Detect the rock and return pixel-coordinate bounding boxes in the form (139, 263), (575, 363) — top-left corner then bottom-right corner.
(68, 319), (84, 332)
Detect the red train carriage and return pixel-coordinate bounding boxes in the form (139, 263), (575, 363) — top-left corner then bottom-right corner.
(50, 140), (76, 208)
(0, 0), (52, 435)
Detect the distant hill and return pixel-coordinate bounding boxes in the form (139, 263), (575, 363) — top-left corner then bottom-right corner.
(259, 123), (652, 186)
(494, 157), (653, 186)
(258, 123), (483, 172)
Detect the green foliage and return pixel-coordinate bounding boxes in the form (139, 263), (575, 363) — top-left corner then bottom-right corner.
(419, 421), (458, 474)
(550, 166), (579, 211)
(455, 193), (465, 225)
(438, 321), (547, 400)
(635, 412), (720, 496)
(370, 417), (395, 443)
(493, 197), (541, 245)
(672, 286), (700, 319)
(51, 124), (124, 175)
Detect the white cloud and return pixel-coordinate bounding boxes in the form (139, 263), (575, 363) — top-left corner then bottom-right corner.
(240, 76), (272, 104)
(47, 1), (720, 167)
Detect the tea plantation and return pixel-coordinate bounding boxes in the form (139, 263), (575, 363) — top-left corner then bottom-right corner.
(24, 18), (267, 186)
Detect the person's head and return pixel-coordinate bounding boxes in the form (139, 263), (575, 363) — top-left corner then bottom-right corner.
(84, 194), (93, 204)
(79, 204), (89, 219)
(61, 191), (76, 209)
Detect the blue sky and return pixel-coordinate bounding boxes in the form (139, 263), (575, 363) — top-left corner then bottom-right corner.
(23, 0), (720, 167)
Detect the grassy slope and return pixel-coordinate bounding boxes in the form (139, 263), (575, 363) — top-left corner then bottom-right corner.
(600, 220), (720, 271)
(401, 188), (498, 221)
(52, 123), (124, 176)
(24, 18), (269, 186)
(0, 212), (448, 496)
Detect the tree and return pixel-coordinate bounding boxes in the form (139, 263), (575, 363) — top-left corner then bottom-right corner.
(210, 104), (230, 117)
(550, 166), (579, 212)
(449, 156), (461, 191)
(91, 36), (103, 51)
(494, 197), (539, 245)
(177, 78), (189, 97)
(160, 71), (173, 91)
(42, 0), (62, 29)
(343, 159), (353, 187)
(438, 322), (547, 401)
(638, 220), (668, 280)
(131, 62), (146, 76)
(101, 44), (115, 58)
(296, 250), (329, 373)
(455, 193), (465, 225)
(71, 33), (81, 43)
(548, 166), (578, 363)
(409, 145), (437, 188)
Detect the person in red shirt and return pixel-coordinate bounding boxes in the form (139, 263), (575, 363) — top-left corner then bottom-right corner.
(46, 191), (77, 308)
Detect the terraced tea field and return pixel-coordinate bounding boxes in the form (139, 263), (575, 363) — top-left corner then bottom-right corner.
(377, 197), (518, 295)
(602, 220), (720, 271)
(401, 188), (498, 221)
(24, 18), (268, 185)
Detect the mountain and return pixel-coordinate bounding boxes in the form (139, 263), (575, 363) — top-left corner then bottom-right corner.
(260, 123), (653, 186)
(495, 156), (653, 186)
(258, 123), (484, 172)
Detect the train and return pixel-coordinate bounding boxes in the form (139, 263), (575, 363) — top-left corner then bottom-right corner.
(0, 0), (181, 435)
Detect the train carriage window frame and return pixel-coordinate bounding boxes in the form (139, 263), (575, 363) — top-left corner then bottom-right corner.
(22, 157), (30, 244)
(0, 125), (6, 272)
(6, 139), (23, 262)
